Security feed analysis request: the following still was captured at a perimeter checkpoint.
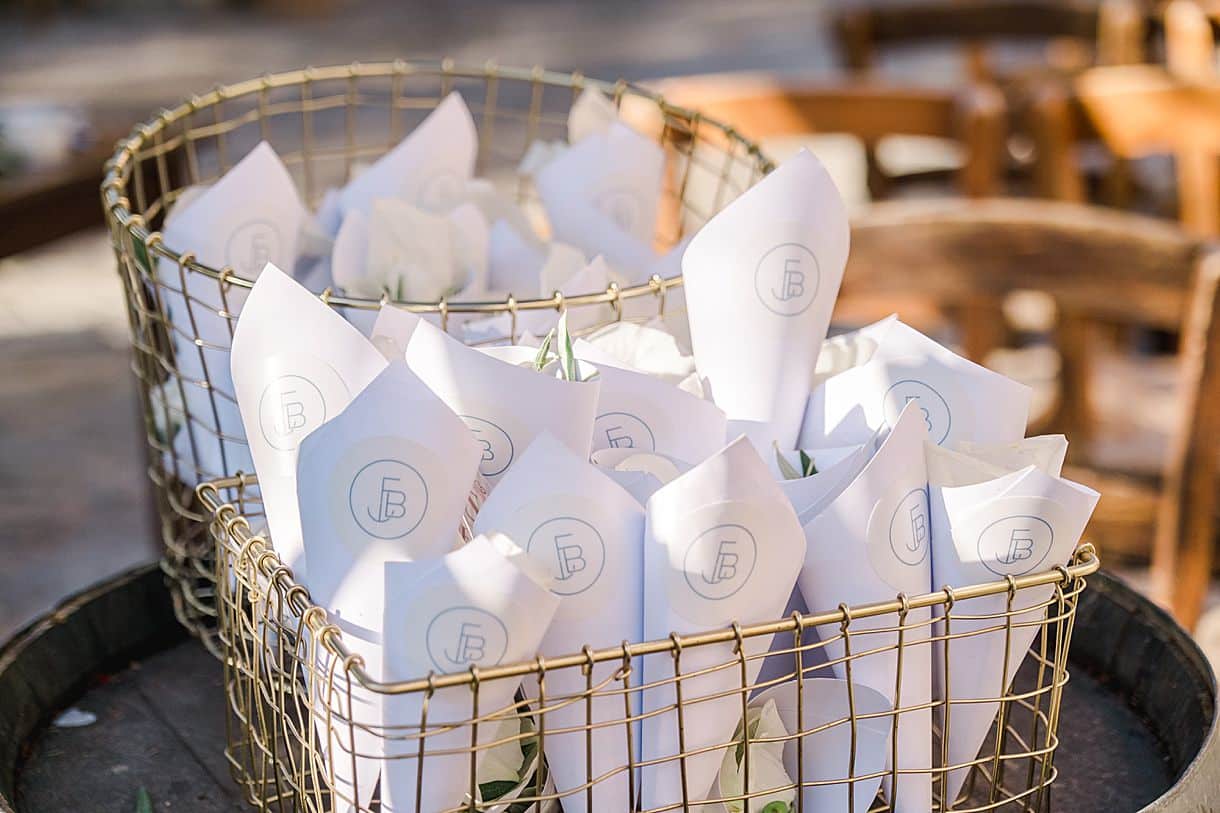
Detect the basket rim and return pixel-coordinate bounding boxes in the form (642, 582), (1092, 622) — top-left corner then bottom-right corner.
(197, 473), (1100, 697)
(100, 59), (775, 315)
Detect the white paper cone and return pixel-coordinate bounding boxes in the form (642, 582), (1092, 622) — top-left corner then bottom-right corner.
(230, 264), (387, 579)
(574, 338), (727, 463)
(927, 439), (1098, 806)
(743, 679), (893, 813)
(640, 436), (807, 810)
(796, 402), (933, 813)
(682, 150), (850, 455)
(338, 91), (477, 218)
(471, 433), (645, 813)
(404, 320), (601, 487)
(380, 534), (561, 813)
(293, 360), (482, 810)
(798, 316), (1032, 449)
(535, 121), (665, 276)
(160, 142), (308, 484)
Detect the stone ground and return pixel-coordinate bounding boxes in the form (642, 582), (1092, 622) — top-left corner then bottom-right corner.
(1, 1), (1218, 669)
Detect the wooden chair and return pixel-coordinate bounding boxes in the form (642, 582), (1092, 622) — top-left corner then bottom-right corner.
(833, 0), (1148, 82)
(1031, 64), (1220, 236)
(653, 72), (1007, 199)
(844, 197), (1220, 629)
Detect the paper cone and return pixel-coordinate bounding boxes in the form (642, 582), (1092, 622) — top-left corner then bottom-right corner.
(292, 360), (481, 810)
(161, 141), (308, 483)
(380, 534), (561, 813)
(338, 91), (476, 218)
(230, 264), (387, 579)
(798, 316), (1032, 449)
(927, 439), (1098, 806)
(682, 150), (849, 454)
(472, 432), (645, 813)
(640, 436), (807, 810)
(796, 402), (933, 813)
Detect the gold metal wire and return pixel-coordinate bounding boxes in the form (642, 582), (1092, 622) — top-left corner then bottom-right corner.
(101, 61), (774, 655)
(200, 475), (1099, 813)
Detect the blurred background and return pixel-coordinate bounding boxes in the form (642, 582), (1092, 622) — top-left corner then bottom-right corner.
(4, 0), (1220, 669)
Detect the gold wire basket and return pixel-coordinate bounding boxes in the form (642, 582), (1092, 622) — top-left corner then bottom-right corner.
(200, 475), (1099, 813)
(101, 61), (774, 655)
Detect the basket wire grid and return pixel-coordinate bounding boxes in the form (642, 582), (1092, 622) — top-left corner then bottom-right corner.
(100, 61), (774, 655)
(200, 475), (1099, 813)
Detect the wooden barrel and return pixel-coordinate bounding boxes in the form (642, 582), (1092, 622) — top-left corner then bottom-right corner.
(0, 567), (1214, 812)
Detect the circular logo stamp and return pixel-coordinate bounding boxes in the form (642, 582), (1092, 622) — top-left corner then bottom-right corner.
(460, 415), (515, 478)
(882, 379), (952, 445)
(888, 487), (931, 567)
(416, 169), (462, 212)
(593, 411), (656, 452)
(976, 515), (1054, 577)
(348, 458), (429, 540)
(754, 242), (820, 317)
(424, 606), (509, 673)
(682, 523), (758, 601)
(594, 186), (644, 233)
(225, 220), (282, 277)
(526, 516), (607, 596)
(258, 374), (327, 451)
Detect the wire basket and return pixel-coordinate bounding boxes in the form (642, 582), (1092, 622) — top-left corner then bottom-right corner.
(101, 61), (774, 655)
(200, 475), (1099, 813)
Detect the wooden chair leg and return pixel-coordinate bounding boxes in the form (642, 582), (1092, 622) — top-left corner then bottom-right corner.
(1151, 255), (1220, 629)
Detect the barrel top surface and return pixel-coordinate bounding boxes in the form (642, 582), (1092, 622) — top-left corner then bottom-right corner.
(16, 640), (241, 812)
(3, 567), (1216, 812)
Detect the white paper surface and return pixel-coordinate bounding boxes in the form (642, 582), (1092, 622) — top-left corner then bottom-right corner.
(293, 360), (481, 810)
(574, 337), (727, 463)
(640, 436), (807, 810)
(927, 438), (1098, 806)
(773, 442), (874, 524)
(230, 264), (388, 579)
(682, 150), (850, 455)
(583, 319), (697, 385)
(338, 91), (477, 218)
(380, 534), (561, 813)
(534, 120), (665, 278)
(744, 678), (893, 813)
(404, 320), (601, 487)
(589, 448), (693, 505)
(472, 433), (645, 813)
(798, 316), (1032, 450)
(796, 402), (933, 813)
(160, 141), (309, 483)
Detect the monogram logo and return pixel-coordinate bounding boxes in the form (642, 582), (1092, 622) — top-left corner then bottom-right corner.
(882, 379), (952, 445)
(889, 487), (930, 566)
(594, 187), (644, 233)
(977, 515), (1054, 576)
(593, 411), (656, 452)
(754, 243), (820, 316)
(527, 516), (606, 596)
(459, 415), (515, 478)
(258, 375), (327, 451)
(425, 607), (509, 673)
(225, 221), (282, 277)
(348, 459), (429, 540)
(683, 523), (758, 601)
